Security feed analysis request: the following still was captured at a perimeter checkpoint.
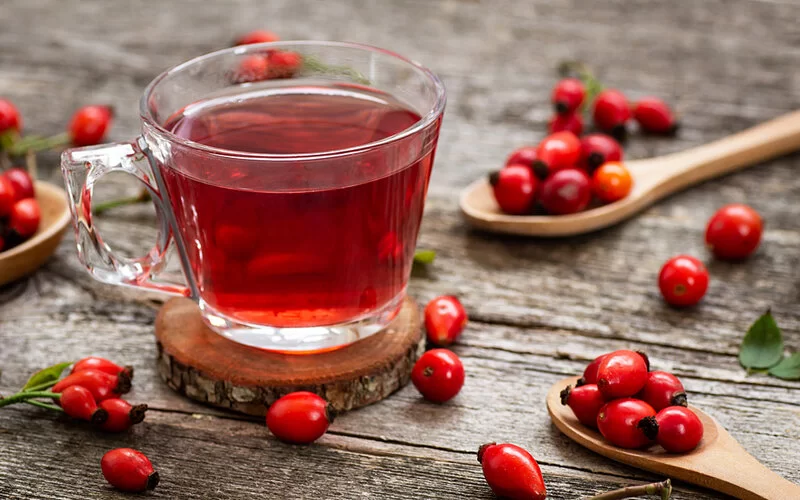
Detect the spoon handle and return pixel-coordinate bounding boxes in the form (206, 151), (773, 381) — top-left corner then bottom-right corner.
(632, 109), (800, 191)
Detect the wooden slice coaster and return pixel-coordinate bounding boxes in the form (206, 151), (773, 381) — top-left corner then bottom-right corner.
(154, 297), (424, 416)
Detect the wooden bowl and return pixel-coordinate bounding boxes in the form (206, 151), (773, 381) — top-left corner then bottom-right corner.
(0, 181), (71, 286)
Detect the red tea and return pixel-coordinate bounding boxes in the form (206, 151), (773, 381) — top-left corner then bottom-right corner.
(160, 85), (435, 327)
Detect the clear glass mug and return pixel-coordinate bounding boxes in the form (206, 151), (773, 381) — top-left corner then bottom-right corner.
(61, 41), (446, 352)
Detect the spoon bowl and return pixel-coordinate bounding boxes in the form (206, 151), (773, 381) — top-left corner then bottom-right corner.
(462, 110), (800, 237)
(547, 376), (800, 500)
(0, 181), (71, 286)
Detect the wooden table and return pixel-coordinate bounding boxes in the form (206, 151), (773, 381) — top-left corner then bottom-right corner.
(2, 1), (799, 498)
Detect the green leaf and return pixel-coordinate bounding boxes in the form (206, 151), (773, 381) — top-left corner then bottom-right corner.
(739, 311), (784, 369)
(768, 353), (800, 380)
(413, 249), (436, 265)
(21, 362), (73, 391)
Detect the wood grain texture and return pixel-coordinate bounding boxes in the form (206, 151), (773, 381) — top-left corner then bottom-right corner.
(1, 0), (800, 498)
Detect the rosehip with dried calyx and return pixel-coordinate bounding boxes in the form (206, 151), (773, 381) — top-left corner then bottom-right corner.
(633, 97), (679, 135)
(101, 448), (159, 493)
(69, 105), (113, 146)
(533, 131), (581, 176)
(505, 146), (538, 169)
(548, 112), (583, 136)
(0, 98), (22, 133)
(72, 356), (133, 379)
(52, 369), (131, 401)
(596, 350), (649, 399)
(59, 386), (108, 425)
(266, 392), (334, 444)
(560, 383), (605, 429)
(411, 348), (465, 403)
(579, 134), (623, 173)
(592, 162), (633, 203)
(234, 30), (280, 46)
(268, 51), (302, 78)
(0, 177), (16, 218)
(580, 354), (607, 385)
(539, 168), (591, 215)
(478, 442), (547, 500)
(8, 198), (40, 238)
(593, 89), (631, 141)
(705, 204), (763, 260)
(2, 168), (35, 202)
(655, 406), (704, 453)
(233, 55), (270, 83)
(489, 165), (538, 215)
(424, 296), (468, 346)
(552, 78), (585, 115)
(99, 399), (148, 433)
(637, 371), (687, 411)
(597, 398), (657, 449)
(658, 255), (709, 307)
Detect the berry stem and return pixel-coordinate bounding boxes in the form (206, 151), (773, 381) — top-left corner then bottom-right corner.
(588, 479), (672, 500)
(558, 60), (604, 113)
(301, 55), (370, 85)
(8, 132), (71, 157)
(0, 390), (61, 408)
(24, 400), (64, 412)
(94, 189), (152, 215)
(22, 380), (58, 393)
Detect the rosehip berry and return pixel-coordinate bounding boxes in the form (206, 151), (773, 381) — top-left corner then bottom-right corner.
(0, 177), (16, 218)
(593, 89), (631, 141)
(99, 399), (148, 433)
(533, 131), (581, 175)
(59, 386), (108, 424)
(596, 398), (657, 449)
(655, 406), (704, 453)
(52, 369), (131, 401)
(489, 165), (537, 215)
(633, 97), (678, 135)
(233, 55), (270, 83)
(69, 105), (113, 146)
(72, 356), (134, 379)
(548, 112), (584, 136)
(539, 168), (591, 215)
(0, 98), (22, 133)
(658, 255), (709, 307)
(268, 51), (302, 78)
(505, 146), (538, 168)
(581, 354), (607, 385)
(266, 392), (334, 444)
(637, 371), (687, 411)
(234, 30), (280, 45)
(579, 134), (623, 172)
(8, 198), (41, 238)
(2, 168), (34, 201)
(705, 204), (763, 260)
(592, 162), (633, 203)
(560, 383), (605, 429)
(101, 448), (159, 493)
(552, 78), (585, 115)
(478, 442), (547, 500)
(411, 348), (465, 403)
(424, 296), (468, 346)
(596, 350), (649, 399)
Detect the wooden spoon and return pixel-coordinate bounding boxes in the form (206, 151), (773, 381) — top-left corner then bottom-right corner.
(461, 110), (800, 237)
(0, 181), (70, 286)
(547, 376), (800, 500)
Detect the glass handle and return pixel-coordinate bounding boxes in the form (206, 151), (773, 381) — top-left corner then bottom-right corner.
(61, 137), (192, 297)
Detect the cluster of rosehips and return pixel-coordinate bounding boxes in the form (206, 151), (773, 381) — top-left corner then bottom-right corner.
(0, 167), (39, 251)
(232, 30), (303, 83)
(658, 204), (763, 307)
(562, 350), (704, 453)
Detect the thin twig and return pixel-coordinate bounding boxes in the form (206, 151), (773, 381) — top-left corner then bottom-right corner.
(588, 479), (672, 500)
(24, 400), (64, 412)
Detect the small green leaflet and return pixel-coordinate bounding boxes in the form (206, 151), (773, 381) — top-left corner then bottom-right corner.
(768, 353), (800, 380)
(739, 311), (784, 370)
(21, 362), (73, 391)
(413, 249), (436, 265)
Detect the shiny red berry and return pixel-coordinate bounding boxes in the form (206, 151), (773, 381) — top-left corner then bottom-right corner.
(59, 386), (108, 424)
(596, 350), (649, 399)
(637, 371), (687, 411)
(505, 146), (538, 168)
(705, 204), (763, 260)
(101, 448), (159, 493)
(0, 99), (22, 133)
(52, 369), (131, 401)
(593, 89), (630, 141)
(560, 384), (605, 429)
(552, 78), (585, 115)
(633, 97), (678, 135)
(658, 255), (709, 307)
(411, 349), (465, 403)
(548, 112), (584, 136)
(72, 356), (134, 378)
(581, 354), (607, 385)
(539, 168), (591, 215)
(8, 198), (41, 238)
(424, 296), (468, 346)
(655, 406), (704, 453)
(580, 134), (623, 172)
(489, 165), (538, 215)
(233, 55), (270, 83)
(234, 30), (280, 45)
(0, 177), (16, 218)
(533, 131), (581, 175)
(266, 392), (334, 444)
(597, 398), (657, 449)
(2, 168), (35, 202)
(99, 399), (148, 433)
(592, 162), (633, 203)
(478, 443), (547, 500)
(69, 105), (113, 146)
(268, 51), (302, 78)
